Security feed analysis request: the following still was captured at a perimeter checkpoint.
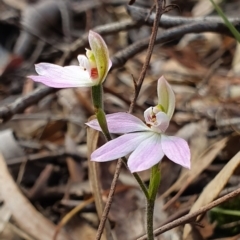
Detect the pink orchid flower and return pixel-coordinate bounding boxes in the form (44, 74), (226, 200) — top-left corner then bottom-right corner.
(87, 76), (190, 173)
(29, 31), (112, 88)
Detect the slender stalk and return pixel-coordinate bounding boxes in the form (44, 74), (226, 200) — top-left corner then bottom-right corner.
(147, 200), (155, 240)
(92, 85), (111, 140)
(95, 108), (111, 140)
(134, 172), (149, 199)
(146, 165), (161, 239)
(129, 0), (164, 113)
(95, 159), (122, 240)
(122, 157), (149, 199)
(92, 84), (103, 109)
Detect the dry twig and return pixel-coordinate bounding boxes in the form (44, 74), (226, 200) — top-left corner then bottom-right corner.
(127, 5), (240, 29)
(95, 0), (166, 239)
(137, 187), (240, 240)
(0, 87), (57, 123)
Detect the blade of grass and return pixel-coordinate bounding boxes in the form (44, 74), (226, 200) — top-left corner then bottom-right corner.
(211, 207), (240, 217)
(210, 0), (240, 42)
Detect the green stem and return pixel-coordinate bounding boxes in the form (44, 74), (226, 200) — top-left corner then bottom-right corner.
(146, 165), (161, 240)
(95, 108), (111, 141)
(92, 84), (103, 109)
(91, 85), (111, 140)
(122, 157), (149, 199)
(147, 200), (155, 240)
(148, 165), (161, 200)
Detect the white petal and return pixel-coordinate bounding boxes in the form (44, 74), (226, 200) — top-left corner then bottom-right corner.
(155, 112), (170, 133)
(91, 132), (152, 162)
(86, 112), (149, 133)
(128, 133), (164, 172)
(161, 135), (191, 169)
(144, 107), (153, 125)
(30, 63), (94, 88)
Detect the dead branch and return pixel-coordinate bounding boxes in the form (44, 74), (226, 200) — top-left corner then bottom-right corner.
(137, 187), (240, 240)
(127, 5), (240, 29)
(129, 0), (165, 113)
(0, 87), (57, 123)
(111, 19), (239, 68)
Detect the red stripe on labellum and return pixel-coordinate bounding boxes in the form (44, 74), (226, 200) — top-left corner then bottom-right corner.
(91, 68), (98, 79)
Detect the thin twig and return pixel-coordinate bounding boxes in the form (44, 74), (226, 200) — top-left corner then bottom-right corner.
(129, 0), (164, 113)
(95, 1), (165, 239)
(111, 20), (239, 68)
(95, 159), (123, 240)
(137, 187), (240, 240)
(0, 87), (57, 123)
(127, 5), (240, 29)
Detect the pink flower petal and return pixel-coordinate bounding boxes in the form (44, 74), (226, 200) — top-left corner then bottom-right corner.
(29, 63), (93, 88)
(91, 132), (152, 162)
(155, 112), (170, 132)
(86, 112), (149, 133)
(128, 133), (164, 172)
(161, 135), (191, 169)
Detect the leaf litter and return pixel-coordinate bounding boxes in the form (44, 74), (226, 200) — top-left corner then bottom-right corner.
(0, 0), (240, 239)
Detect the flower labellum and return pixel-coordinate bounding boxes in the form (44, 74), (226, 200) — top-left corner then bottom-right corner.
(87, 77), (191, 173)
(29, 30), (111, 88)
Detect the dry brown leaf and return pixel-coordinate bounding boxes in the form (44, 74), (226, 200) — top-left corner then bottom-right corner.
(162, 59), (201, 84)
(232, 42), (240, 76)
(192, 0), (223, 17)
(0, 200), (11, 234)
(87, 124), (113, 240)
(178, 32), (222, 59)
(2, 0), (26, 10)
(1, 222), (34, 240)
(65, 134), (84, 182)
(183, 150), (240, 239)
(0, 153), (70, 240)
(65, 217), (97, 240)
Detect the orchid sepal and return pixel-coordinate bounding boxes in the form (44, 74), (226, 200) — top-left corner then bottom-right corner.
(157, 76), (175, 119)
(88, 30), (112, 84)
